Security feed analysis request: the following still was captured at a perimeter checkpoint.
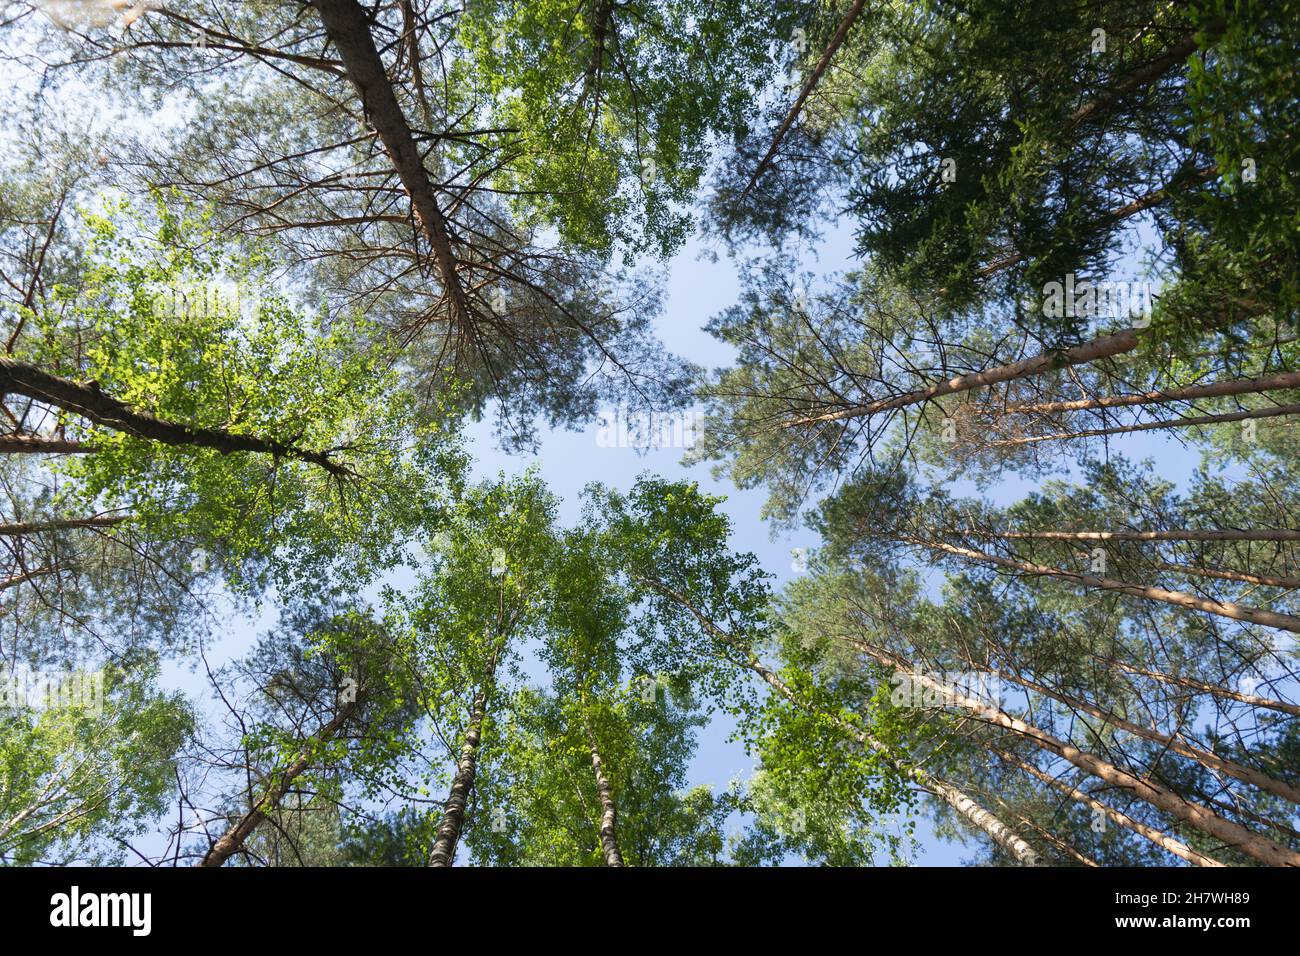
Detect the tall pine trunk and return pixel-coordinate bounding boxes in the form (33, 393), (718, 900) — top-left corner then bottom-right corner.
(1091, 653), (1300, 718)
(957, 659), (1300, 805)
(904, 537), (1300, 632)
(988, 403), (1300, 447)
(782, 327), (1144, 428)
(989, 746), (1223, 866)
(1000, 368), (1300, 415)
(958, 529), (1300, 543)
(312, 0), (470, 328)
(859, 642), (1300, 866)
(1151, 562), (1300, 591)
(0, 515), (128, 536)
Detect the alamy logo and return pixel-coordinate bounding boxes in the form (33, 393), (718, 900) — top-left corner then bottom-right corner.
(1041, 273), (1153, 325)
(49, 886), (151, 936)
(595, 407), (700, 450)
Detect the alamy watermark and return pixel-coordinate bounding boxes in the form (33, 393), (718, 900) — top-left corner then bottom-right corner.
(890, 670), (1005, 710)
(596, 407), (701, 450)
(1040, 273), (1153, 327)
(49, 886), (150, 936)
(0, 665), (105, 716)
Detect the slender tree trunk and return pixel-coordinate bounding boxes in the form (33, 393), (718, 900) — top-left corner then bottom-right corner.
(742, 0), (867, 198)
(1001, 369), (1300, 416)
(585, 727), (625, 867)
(1200, 790), (1300, 845)
(578, 0), (615, 102)
(904, 537), (1300, 633)
(199, 701), (358, 867)
(0, 515), (128, 536)
(989, 746), (1225, 867)
(922, 777), (1042, 865)
(961, 659), (1300, 805)
(1092, 653), (1300, 718)
(1152, 562), (1300, 591)
(632, 573), (1041, 864)
(0, 359), (352, 477)
(783, 327), (1144, 428)
(858, 642), (1300, 866)
(988, 403), (1300, 446)
(847, 626), (1228, 864)
(428, 642), (503, 867)
(959, 528), (1300, 543)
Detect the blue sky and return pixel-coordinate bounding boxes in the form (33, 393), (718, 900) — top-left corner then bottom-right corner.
(9, 0), (1284, 870)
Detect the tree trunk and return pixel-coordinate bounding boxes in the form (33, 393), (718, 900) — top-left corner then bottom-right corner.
(0, 359), (352, 477)
(1001, 369), (1300, 416)
(312, 0), (470, 330)
(1000, 801), (1100, 867)
(859, 642), (1300, 866)
(959, 528), (1300, 543)
(989, 746), (1224, 867)
(974, 21), (1225, 279)
(963, 660), (1300, 806)
(923, 777), (1042, 865)
(976, 166), (1218, 278)
(742, 0), (867, 198)
(585, 727), (625, 867)
(1092, 653), (1300, 718)
(428, 643), (503, 867)
(783, 327), (1144, 428)
(0, 566), (61, 591)
(0, 435), (95, 454)
(988, 403), (1300, 447)
(199, 701), (358, 867)
(1066, 26), (1221, 127)
(905, 537), (1300, 633)
(1152, 562), (1300, 591)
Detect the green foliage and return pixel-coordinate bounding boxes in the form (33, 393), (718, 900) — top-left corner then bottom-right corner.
(4, 0), (1294, 871)
(458, 0), (808, 259)
(0, 659), (192, 865)
(1172, 0), (1300, 331)
(469, 682), (729, 866)
(24, 199), (465, 593)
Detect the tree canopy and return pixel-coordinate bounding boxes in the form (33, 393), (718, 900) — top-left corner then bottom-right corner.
(0, 0), (1296, 872)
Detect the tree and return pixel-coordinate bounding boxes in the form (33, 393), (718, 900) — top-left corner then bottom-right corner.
(394, 472), (558, 866)
(468, 683), (732, 866)
(3, 0), (806, 444)
(599, 476), (1039, 864)
(717, 1), (1297, 337)
(791, 470), (1300, 865)
(7, 200), (465, 595)
(188, 601), (419, 867)
(0, 658), (192, 865)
